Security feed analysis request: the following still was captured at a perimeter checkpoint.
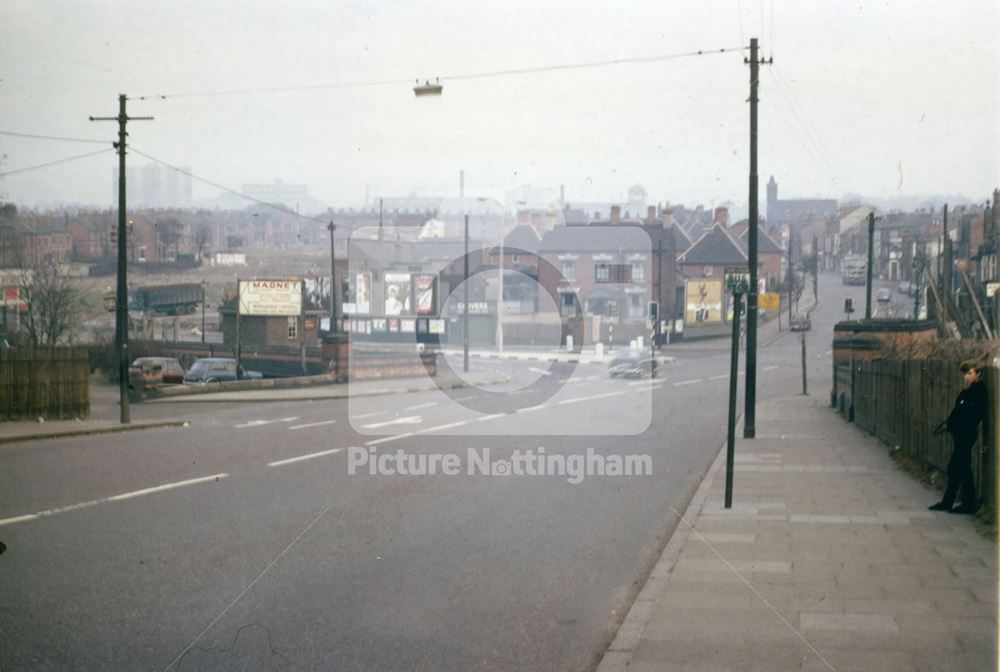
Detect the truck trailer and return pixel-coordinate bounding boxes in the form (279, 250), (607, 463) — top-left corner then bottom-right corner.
(128, 283), (202, 315)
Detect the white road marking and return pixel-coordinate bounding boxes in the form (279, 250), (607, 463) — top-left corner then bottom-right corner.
(454, 395), (480, 401)
(404, 402), (438, 411)
(353, 411), (387, 419)
(709, 374), (730, 380)
(0, 473), (229, 527)
(517, 404), (546, 413)
(589, 391), (627, 400)
(289, 420), (338, 430)
(627, 380), (651, 386)
(476, 413), (506, 422)
(422, 421), (469, 432)
(673, 379), (703, 386)
(268, 448), (343, 467)
(235, 416), (300, 429)
(557, 396), (589, 405)
(362, 416), (423, 429)
(365, 433), (415, 446)
(763, 365), (779, 371)
(528, 367), (552, 376)
(584, 376), (600, 381)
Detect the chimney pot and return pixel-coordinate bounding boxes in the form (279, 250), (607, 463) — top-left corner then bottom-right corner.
(611, 205), (621, 225)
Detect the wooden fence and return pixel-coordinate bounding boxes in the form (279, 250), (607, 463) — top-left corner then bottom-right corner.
(849, 359), (999, 504)
(0, 347), (90, 421)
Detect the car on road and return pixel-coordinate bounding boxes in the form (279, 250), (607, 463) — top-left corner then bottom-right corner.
(876, 288), (892, 303)
(128, 357), (186, 388)
(608, 353), (640, 378)
(897, 281), (912, 296)
(620, 358), (658, 379)
(183, 357), (262, 384)
(790, 314), (812, 332)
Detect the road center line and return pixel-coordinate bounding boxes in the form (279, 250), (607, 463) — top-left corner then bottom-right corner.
(517, 404), (547, 413)
(234, 416), (299, 429)
(421, 421), (469, 433)
(476, 413), (506, 422)
(365, 433), (414, 446)
(404, 402), (438, 411)
(763, 365), (779, 371)
(268, 448), (343, 467)
(289, 420), (338, 430)
(709, 374), (730, 380)
(673, 379), (703, 386)
(0, 473), (229, 527)
(352, 411), (387, 419)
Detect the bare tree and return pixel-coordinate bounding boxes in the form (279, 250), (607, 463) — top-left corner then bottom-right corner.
(4, 233), (84, 346)
(154, 217), (183, 262)
(193, 223), (211, 263)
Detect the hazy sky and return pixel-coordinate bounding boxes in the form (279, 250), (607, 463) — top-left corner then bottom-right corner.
(1, 1), (997, 212)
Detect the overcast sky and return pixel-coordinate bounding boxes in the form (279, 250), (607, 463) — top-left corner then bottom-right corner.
(1, 1), (997, 213)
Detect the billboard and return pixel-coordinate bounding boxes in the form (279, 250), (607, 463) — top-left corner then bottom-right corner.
(239, 279), (302, 316)
(383, 272), (412, 316)
(303, 276), (332, 312)
(684, 279), (724, 325)
(414, 275), (436, 315)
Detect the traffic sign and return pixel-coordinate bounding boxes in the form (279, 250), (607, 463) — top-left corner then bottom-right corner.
(724, 267), (750, 294)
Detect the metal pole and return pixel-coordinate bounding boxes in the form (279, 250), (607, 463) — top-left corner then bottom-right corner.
(656, 237), (663, 348)
(201, 279), (206, 344)
(463, 214), (469, 373)
(115, 95), (129, 423)
(743, 37), (761, 439)
(235, 277), (242, 372)
(865, 211), (875, 319)
(788, 234), (793, 327)
(497, 208), (504, 354)
(800, 331), (807, 395)
(328, 220), (338, 331)
(725, 291), (743, 508)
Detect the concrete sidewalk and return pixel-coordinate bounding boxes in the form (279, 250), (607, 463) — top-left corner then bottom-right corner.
(600, 395), (997, 672)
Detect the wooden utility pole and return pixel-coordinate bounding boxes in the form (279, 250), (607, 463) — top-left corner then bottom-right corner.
(743, 37), (772, 439)
(89, 95), (152, 424)
(865, 211), (875, 320)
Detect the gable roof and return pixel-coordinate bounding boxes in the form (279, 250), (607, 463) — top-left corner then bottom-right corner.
(538, 224), (654, 254)
(500, 225), (542, 254)
(737, 226), (783, 254)
(679, 223), (748, 265)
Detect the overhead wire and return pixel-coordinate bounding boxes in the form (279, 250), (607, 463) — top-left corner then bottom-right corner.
(0, 148), (114, 178)
(133, 46), (746, 101)
(127, 147), (328, 223)
(0, 130), (110, 145)
(768, 66), (841, 184)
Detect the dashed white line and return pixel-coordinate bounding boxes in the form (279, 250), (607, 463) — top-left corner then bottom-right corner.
(0, 473), (229, 527)
(455, 395), (480, 401)
(557, 396), (589, 405)
(528, 367), (552, 376)
(289, 420), (338, 430)
(235, 416), (300, 429)
(362, 416), (423, 429)
(404, 402), (438, 411)
(365, 432), (415, 446)
(268, 448), (343, 467)
(422, 421), (469, 433)
(476, 413), (506, 422)
(352, 411), (387, 419)
(673, 379), (703, 386)
(763, 365), (779, 371)
(709, 374), (730, 381)
(517, 404), (547, 413)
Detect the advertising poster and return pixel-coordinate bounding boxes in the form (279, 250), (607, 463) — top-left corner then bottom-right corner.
(428, 319), (446, 335)
(356, 272), (372, 315)
(372, 318), (387, 332)
(239, 279), (302, 316)
(414, 275), (435, 315)
(303, 276), (331, 312)
(684, 279), (723, 325)
(383, 273), (411, 316)
(400, 318), (416, 333)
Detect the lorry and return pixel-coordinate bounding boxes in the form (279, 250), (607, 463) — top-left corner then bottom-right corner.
(128, 283), (202, 315)
(840, 254), (867, 286)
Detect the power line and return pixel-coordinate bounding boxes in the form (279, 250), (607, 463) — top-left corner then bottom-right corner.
(134, 46), (746, 101)
(765, 68), (840, 184)
(0, 130), (110, 145)
(0, 148), (114, 178)
(127, 147), (328, 223)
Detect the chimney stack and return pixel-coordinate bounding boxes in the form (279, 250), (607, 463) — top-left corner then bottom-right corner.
(714, 207), (729, 227)
(611, 205), (621, 225)
(647, 206), (656, 223)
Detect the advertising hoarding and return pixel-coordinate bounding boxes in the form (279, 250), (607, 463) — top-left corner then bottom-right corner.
(684, 279), (724, 325)
(239, 279), (302, 316)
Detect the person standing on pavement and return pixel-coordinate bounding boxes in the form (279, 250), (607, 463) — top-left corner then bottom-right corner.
(929, 360), (989, 514)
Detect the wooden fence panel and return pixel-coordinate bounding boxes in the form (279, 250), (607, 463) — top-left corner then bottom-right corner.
(0, 347), (90, 421)
(849, 356), (997, 504)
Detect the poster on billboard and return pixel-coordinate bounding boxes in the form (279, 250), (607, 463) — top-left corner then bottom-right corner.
(684, 279), (723, 325)
(414, 275), (435, 315)
(303, 276), (331, 312)
(356, 272), (371, 315)
(239, 279), (302, 316)
(383, 272), (411, 316)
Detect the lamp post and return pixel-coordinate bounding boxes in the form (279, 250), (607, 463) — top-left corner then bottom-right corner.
(328, 220), (337, 331)
(200, 278), (206, 344)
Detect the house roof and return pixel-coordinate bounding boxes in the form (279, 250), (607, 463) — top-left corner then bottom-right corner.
(737, 226), (783, 254)
(501, 225), (542, 254)
(679, 223), (748, 265)
(538, 224), (654, 254)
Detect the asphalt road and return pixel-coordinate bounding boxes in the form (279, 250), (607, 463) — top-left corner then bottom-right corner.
(0, 272), (861, 671)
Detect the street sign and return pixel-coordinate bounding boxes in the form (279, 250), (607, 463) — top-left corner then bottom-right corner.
(724, 268), (750, 294)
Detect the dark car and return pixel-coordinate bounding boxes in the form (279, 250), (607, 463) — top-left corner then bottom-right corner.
(129, 357), (186, 388)
(618, 358), (658, 379)
(790, 314), (812, 332)
(876, 288), (891, 303)
(183, 358), (262, 384)
(608, 354), (640, 378)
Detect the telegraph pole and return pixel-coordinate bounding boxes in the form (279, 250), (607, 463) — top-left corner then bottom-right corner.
(865, 211), (875, 319)
(328, 220), (337, 330)
(90, 95), (152, 424)
(743, 37), (771, 439)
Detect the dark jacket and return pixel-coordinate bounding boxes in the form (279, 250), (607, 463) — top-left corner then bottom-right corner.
(946, 379), (988, 445)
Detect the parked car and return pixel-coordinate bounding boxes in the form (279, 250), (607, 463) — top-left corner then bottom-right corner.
(183, 358), (263, 384)
(876, 288), (892, 303)
(897, 281), (912, 296)
(790, 314), (812, 332)
(128, 357), (186, 389)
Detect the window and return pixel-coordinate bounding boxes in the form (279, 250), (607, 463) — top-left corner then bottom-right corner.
(628, 294), (645, 318)
(288, 316), (298, 339)
(138, 246), (146, 262)
(704, 266), (713, 277)
(605, 300), (619, 317)
(631, 261), (645, 282)
(595, 262), (612, 283)
(560, 291), (577, 317)
(560, 259), (576, 281)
